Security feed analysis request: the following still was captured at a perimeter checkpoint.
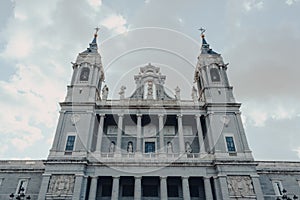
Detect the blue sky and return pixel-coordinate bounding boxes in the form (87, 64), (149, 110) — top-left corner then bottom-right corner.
(0, 0), (299, 160)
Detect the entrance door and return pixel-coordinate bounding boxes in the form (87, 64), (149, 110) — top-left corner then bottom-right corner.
(145, 142), (155, 153)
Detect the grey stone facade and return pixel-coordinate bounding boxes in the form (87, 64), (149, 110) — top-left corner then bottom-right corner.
(0, 32), (299, 200)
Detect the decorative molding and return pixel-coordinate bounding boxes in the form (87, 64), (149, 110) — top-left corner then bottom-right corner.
(47, 175), (75, 196)
(227, 176), (255, 197)
(70, 114), (80, 125)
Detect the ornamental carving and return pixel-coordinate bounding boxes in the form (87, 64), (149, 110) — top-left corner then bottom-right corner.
(47, 175), (75, 196)
(227, 176), (255, 197)
(70, 114), (80, 125)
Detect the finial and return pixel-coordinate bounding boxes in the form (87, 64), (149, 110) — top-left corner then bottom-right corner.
(94, 27), (100, 37)
(198, 27), (206, 38)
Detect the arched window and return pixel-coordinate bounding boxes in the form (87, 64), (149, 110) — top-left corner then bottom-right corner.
(210, 68), (220, 82)
(80, 67), (90, 81)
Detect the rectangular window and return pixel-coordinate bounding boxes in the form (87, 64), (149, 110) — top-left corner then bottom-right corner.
(16, 179), (29, 194)
(272, 180), (283, 196)
(65, 135), (76, 151)
(183, 126), (193, 136)
(225, 136), (236, 152)
(145, 142), (155, 153)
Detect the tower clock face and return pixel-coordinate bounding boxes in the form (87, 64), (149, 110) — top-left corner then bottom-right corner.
(80, 67), (90, 81)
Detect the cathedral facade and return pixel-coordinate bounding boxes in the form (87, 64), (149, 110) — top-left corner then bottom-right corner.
(0, 32), (300, 200)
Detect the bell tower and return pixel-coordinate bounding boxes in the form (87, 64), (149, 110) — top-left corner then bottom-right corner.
(194, 29), (253, 160)
(194, 29), (235, 104)
(65, 28), (105, 103)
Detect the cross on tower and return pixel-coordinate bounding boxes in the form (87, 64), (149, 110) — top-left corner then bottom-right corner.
(94, 27), (100, 37)
(198, 27), (206, 39)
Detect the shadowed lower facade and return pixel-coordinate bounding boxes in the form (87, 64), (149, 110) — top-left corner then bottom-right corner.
(0, 31), (300, 200)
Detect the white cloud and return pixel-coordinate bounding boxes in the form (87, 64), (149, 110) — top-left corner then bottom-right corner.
(2, 32), (33, 59)
(248, 110), (267, 127)
(293, 147), (300, 158)
(87, 0), (102, 8)
(286, 0), (299, 5)
(101, 14), (128, 34)
(243, 0), (264, 11)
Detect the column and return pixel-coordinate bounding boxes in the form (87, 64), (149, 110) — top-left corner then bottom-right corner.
(134, 176), (142, 200)
(251, 175), (264, 199)
(96, 114), (105, 152)
(88, 176), (98, 200)
(73, 174), (84, 200)
(195, 114), (205, 153)
(116, 114), (124, 154)
(203, 177), (213, 200)
(218, 176), (229, 200)
(111, 176), (120, 200)
(181, 176), (191, 200)
(37, 174), (51, 199)
(177, 114), (185, 153)
(158, 114), (165, 153)
(160, 176), (168, 199)
(136, 114), (142, 153)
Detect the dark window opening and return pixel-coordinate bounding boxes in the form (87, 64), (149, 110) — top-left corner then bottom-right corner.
(80, 67), (90, 81)
(167, 185), (179, 197)
(225, 136), (236, 152)
(102, 184), (112, 197)
(122, 185), (134, 196)
(143, 185), (158, 197)
(145, 142), (155, 153)
(210, 68), (220, 82)
(65, 135), (75, 151)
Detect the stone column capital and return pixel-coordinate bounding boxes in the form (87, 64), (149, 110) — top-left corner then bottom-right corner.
(134, 176), (142, 179)
(112, 176), (120, 179)
(136, 114), (142, 117)
(181, 176), (189, 180)
(99, 113), (106, 117)
(177, 114), (183, 118)
(158, 114), (164, 118)
(118, 114), (124, 118)
(160, 176), (167, 180)
(195, 114), (201, 118)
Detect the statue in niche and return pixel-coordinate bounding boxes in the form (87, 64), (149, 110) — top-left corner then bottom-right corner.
(109, 141), (115, 153)
(191, 86), (198, 101)
(147, 81), (153, 99)
(175, 86), (181, 100)
(185, 142), (192, 154)
(119, 86), (126, 99)
(127, 142), (133, 153)
(167, 142), (173, 153)
(102, 85), (108, 100)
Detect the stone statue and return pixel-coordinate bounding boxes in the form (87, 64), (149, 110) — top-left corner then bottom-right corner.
(102, 85), (108, 100)
(191, 86), (198, 101)
(127, 142), (133, 153)
(119, 85), (126, 99)
(175, 86), (180, 100)
(147, 81), (153, 99)
(185, 142), (192, 154)
(109, 141), (115, 153)
(167, 142), (173, 154)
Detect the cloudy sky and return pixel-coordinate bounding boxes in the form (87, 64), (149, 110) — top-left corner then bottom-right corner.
(0, 0), (299, 161)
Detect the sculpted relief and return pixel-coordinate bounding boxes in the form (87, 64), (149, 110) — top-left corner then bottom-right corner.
(47, 175), (75, 196)
(227, 176), (255, 197)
